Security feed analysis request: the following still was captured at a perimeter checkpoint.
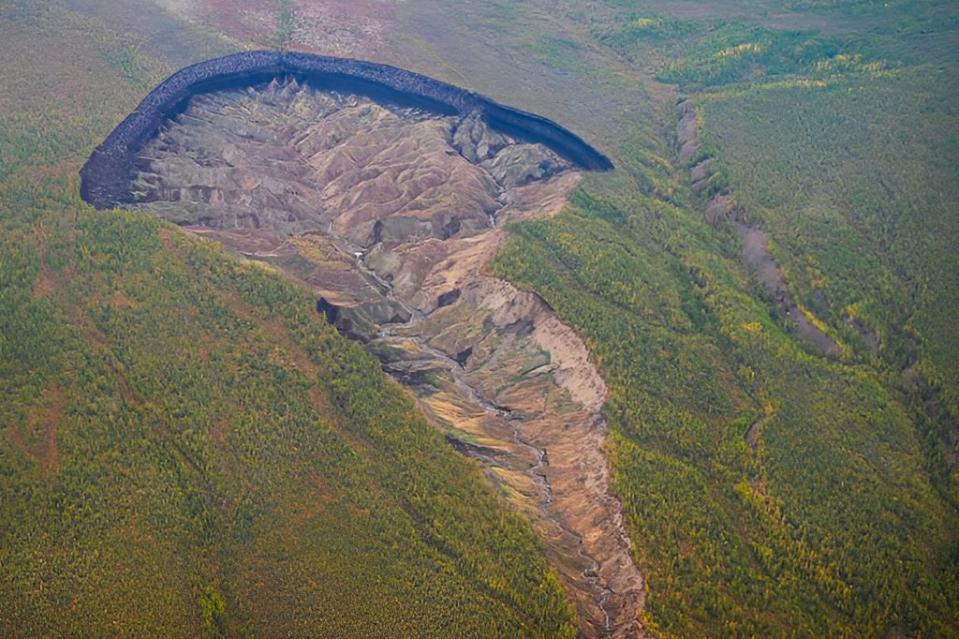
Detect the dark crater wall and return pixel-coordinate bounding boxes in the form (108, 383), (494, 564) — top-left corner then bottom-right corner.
(80, 50), (613, 209)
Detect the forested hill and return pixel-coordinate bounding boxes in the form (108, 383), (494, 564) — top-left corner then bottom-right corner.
(489, 0), (959, 635)
(2, 0), (958, 637)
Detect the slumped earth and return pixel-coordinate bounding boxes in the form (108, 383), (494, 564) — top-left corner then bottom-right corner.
(131, 79), (645, 638)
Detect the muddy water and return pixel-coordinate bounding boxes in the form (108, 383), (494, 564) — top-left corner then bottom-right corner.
(131, 80), (646, 637)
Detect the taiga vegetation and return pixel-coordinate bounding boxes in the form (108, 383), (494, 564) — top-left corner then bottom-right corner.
(494, 0), (959, 634)
(1, 0), (957, 637)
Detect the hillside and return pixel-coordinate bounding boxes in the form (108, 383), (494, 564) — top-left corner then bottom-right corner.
(2, 0), (958, 638)
(489, 0), (959, 635)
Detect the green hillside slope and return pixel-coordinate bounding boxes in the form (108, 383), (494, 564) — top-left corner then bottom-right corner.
(489, 0), (959, 635)
(2, 0), (957, 637)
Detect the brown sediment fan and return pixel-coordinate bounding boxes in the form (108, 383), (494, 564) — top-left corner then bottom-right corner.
(80, 50), (613, 210)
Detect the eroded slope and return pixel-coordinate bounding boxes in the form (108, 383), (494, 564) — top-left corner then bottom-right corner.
(130, 79), (645, 637)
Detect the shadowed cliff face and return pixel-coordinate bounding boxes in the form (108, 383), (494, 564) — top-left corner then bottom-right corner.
(129, 79), (646, 638)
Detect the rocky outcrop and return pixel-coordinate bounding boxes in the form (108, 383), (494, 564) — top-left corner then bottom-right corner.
(119, 79), (645, 638)
(79, 50), (612, 211)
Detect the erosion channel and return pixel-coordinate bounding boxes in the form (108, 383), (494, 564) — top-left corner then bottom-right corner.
(84, 66), (645, 637)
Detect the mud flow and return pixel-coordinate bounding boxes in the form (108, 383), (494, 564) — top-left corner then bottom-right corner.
(131, 78), (645, 637)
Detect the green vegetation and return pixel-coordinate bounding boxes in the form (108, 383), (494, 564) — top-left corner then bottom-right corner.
(2, 0), (957, 637)
(496, 0), (959, 635)
(494, 174), (958, 635)
(595, 13), (695, 51)
(597, 11), (881, 89)
(0, 5), (574, 637)
(273, 0), (295, 52)
(656, 24), (848, 88)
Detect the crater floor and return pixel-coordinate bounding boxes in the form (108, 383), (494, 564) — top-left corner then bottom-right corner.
(133, 78), (646, 638)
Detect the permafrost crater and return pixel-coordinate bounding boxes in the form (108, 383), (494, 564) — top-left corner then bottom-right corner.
(81, 53), (644, 638)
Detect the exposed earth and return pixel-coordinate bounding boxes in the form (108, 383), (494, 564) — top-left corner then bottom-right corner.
(130, 78), (645, 638)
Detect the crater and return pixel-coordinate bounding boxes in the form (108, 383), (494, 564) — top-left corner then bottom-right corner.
(81, 54), (643, 638)
(80, 51), (611, 210)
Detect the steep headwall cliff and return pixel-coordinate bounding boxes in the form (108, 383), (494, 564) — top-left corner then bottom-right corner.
(80, 50), (612, 209)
